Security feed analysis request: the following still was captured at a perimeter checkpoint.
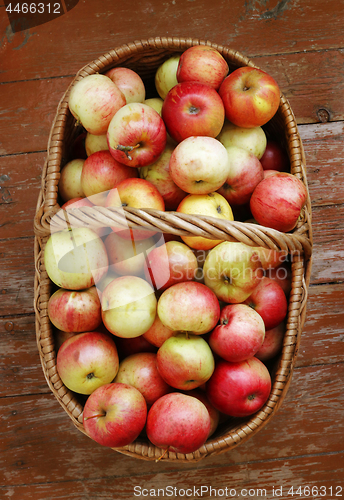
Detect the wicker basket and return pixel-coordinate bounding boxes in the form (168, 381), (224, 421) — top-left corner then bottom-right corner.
(33, 37), (312, 462)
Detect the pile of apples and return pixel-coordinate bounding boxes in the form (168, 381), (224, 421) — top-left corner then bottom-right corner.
(45, 45), (308, 456)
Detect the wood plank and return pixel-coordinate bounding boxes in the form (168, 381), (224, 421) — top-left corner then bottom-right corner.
(310, 204), (344, 284)
(0, 237), (35, 316)
(0, 314), (50, 397)
(1, 363), (343, 486)
(0, 451), (342, 499)
(0, 152), (44, 239)
(296, 283), (344, 368)
(0, 77), (73, 156)
(301, 122), (344, 206)
(1, 0), (344, 84)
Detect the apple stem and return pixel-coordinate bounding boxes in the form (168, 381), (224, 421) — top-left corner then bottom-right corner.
(156, 447), (169, 462)
(116, 143), (140, 160)
(83, 413), (105, 421)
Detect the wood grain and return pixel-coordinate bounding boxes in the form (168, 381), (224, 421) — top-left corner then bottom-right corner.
(1, 362), (343, 488)
(1, 0), (344, 84)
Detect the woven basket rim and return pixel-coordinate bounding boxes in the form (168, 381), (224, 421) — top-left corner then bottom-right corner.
(33, 37), (313, 462)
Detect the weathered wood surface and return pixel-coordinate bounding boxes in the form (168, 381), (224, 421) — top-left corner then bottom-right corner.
(1, 0), (343, 496)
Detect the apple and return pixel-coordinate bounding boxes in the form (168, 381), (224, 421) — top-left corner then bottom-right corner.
(146, 392), (211, 454)
(48, 286), (102, 333)
(263, 169), (280, 179)
(169, 136), (230, 195)
(58, 159), (85, 203)
(144, 97), (164, 116)
(265, 262), (292, 297)
(251, 246), (287, 271)
(61, 197), (93, 210)
(217, 146), (264, 206)
(250, 172), (308, 232)
(105, 177), (165, 240)
(101, 276), (157, 338)
(162, 82), (225, 143)
(94, 268), (120, 296)
(155, 55), (180, 100)
(217, 120), (267, 159)
(177, 45), (228, 90)
(157, 281), (220, 335)
(177, 192), (234, 250)
(182, 389), (220, 438)
(81, 150), (137, 206)
(105, 67), (145, 104)
(156, 332), (215, 390)
(68, 74), (126, 135)
(56, 331), (119, 395)
(260, 139), (289, 172)
(114, 352), (171, 406)
(142, 314), (175, 348)
(105, 230), (156, 276)
(203, 242), (264, 303)
(139, 143), (187, 210)
(209, 304), (265, 363)
(115, 335), (157, 360)
(218, 66), (280, 128)
(107, 103), (167, 168)
(255, 321), (285, 362)
(206, 357), (272, 417)
(144, 240), (198, 292)
(44, 228), (109, 290)
(244, 276), (288, 330)
(83, 382), (147, 447)
(85, 133), (109, 156)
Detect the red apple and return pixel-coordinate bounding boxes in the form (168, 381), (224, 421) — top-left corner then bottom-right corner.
(56, 331), (119, 395)
(107, 103), (167, 168)
(114, 352), (171, 406)
(177, 45), (229, 90)
(105, 67), (145, 104)
(255, 321), (285, 362)
(206, 358), (272, 417)
(61, 197), (93, 210)
(144, 240), (198, 292)
(209, 304), (265, 363)
(146, 392), (211, 454)
(169, 136), (230, 195)
(251, 247), (287, 271)
(156, 332), (215, 390)
(142, 315), (175, 348)
(265, 262), (292, 297)
(68, 74), (126, 135)
(157, 281), (220, 335)
(260, 139), (289, 172)
(139, 143), (187, 210)
(81, 150), (136, 205)
(263, 169), (280, 179)
(105, 177), (165, 240)
(162, 82), (225, 143)
(250, 172), (308, 232)
(48, 286), (102, 333)
(219, 67), (280, 128)
(244, 277), (288, 330)
(217, 146), (264, 206)
(83, 382), (147, 447)
(182, 389), (220, 438)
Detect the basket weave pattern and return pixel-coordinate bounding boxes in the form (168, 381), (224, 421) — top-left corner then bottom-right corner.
(33, 37), (312, 462)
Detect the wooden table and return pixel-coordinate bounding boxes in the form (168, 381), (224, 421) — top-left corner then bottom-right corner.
(1, 1), (343, 498)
